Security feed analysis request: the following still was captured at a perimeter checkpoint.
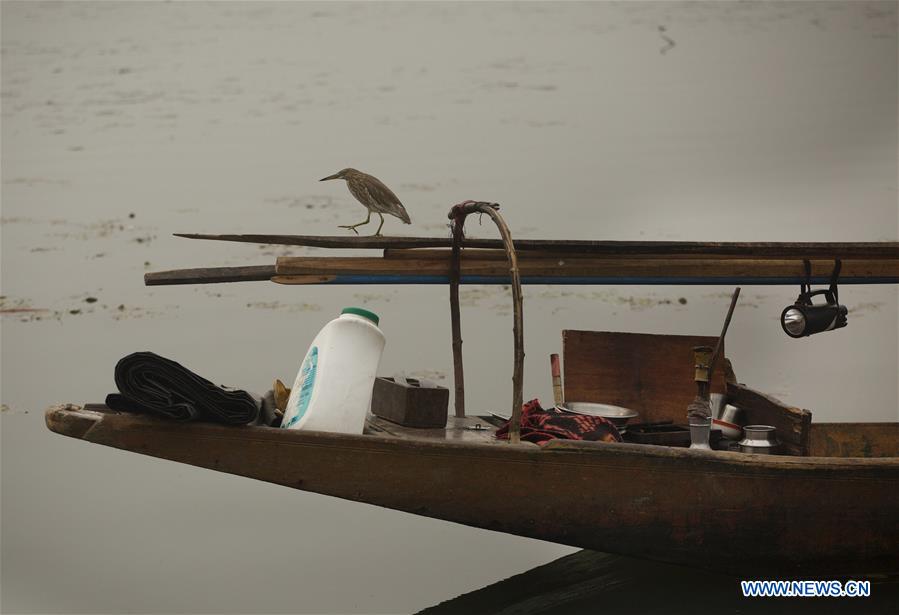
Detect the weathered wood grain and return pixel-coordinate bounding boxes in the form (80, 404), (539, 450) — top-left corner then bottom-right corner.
(44, 404), (899, 577)
(144, 265), (276, 285)
(270, 274), (337, 285)
(145, 257), (899, 286)
(562, 330), (727, 424)
(275, 256), (899, 279)
(810, 422), (899, 458)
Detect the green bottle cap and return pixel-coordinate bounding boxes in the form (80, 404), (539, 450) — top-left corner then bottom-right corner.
(341, 307), (380, 326)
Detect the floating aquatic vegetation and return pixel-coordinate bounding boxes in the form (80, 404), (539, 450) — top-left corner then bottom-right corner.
(37, 217), (156, 242)
(244, 301), (321, 312)
(110, 304), (170, 321)
(407, 369), (447, 382)
(3, 176), (71, 187)
(352, 291), (397, 304)
(459, 288), (498, 307)
(399, 182), (439, 192)
(256, 244), (302, 257)
(530, 288), (690, 311)
(0, 294), (177, 323)
(1, 216), (69, 226)
(0, 300), (48, 318)
(264, 194), (335, 209)
(849, 302), (885, 318)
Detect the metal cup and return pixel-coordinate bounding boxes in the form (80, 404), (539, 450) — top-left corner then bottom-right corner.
(689, 415), (712, 450)
(710, 393), (727, 419)
(718, 403), (743, 425)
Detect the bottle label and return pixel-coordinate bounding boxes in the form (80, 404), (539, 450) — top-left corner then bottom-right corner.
(285, 346), (318, 428)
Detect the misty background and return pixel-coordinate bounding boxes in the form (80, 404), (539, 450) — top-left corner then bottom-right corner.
(2, 2), (897, 613)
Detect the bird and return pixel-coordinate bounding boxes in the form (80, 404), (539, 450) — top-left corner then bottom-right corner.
(319, 168), (411, 236)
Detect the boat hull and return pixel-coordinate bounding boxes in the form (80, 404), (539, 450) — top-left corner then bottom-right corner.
(46, 404), (899, 577)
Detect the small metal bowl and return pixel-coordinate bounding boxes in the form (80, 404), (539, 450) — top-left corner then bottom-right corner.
(558, 402), (639, 434)
(738, 424), (780, 454)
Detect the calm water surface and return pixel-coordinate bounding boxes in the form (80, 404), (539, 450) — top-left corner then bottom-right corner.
(2, 2), (897, 613)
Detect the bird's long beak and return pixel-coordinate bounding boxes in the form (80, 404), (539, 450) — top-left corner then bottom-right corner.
(320, 172), (341, 181)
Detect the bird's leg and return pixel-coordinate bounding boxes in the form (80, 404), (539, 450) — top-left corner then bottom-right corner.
(374, 213), (385, 236)
(339, 210), (371, 234)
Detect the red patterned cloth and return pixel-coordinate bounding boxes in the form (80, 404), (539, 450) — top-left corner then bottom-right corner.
(495, 399), (622, 445)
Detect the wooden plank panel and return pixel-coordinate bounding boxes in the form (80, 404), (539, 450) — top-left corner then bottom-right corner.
(562, 330), (726, 424)
(810, 423), (899, 458)
(276, 256), (899, 279)
(384, 247), (899, 263)
(270, 274), (898, 286)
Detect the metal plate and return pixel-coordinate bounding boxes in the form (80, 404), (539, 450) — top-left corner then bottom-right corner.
(559, 402), (639, 420)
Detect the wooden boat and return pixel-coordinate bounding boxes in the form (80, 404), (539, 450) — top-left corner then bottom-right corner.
(44, 332), (899, 578)
(43, 402), (899, 578)
(51, 217), (899, 577)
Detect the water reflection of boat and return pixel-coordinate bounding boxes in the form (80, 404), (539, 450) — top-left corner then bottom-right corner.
(45, 390), (898, 578)
(419, 549), (899, 615)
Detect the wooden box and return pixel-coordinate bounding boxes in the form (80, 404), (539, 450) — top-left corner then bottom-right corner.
(562, 330), (727, 424)
(371, 377), (449, 428)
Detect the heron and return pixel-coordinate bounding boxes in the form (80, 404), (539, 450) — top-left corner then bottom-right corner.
(320, 168), (411, 236)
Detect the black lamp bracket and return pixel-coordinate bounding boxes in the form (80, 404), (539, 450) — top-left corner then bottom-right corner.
(799, 259), (842, 306)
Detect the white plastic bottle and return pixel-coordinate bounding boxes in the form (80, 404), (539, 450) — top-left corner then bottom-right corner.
(281, 307), (385, 434)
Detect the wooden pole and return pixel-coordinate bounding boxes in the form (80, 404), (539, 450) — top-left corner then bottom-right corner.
(274, 256), (899, 279)
(448, 201), (525, 444)
(450, 212), (465, 418)
(143, 258), (899, 287)
(174, 233), (899, 258)
(483, 207), (525, 444)
(144, 265), (276, 286)
(706, 287), (741, 397)
(550, 354), (563, 406)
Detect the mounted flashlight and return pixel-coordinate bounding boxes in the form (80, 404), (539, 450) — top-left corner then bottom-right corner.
(781, 260), (847, 338)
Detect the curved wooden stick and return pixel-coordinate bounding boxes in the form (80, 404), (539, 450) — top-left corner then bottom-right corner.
(449, 201), (525, 443)
(449, 213), (466, 418)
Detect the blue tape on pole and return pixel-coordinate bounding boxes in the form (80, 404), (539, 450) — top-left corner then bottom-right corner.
(301, 275), (899, 286)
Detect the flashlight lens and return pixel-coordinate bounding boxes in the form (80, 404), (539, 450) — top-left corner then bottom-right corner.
(783, 307), (806, 336)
